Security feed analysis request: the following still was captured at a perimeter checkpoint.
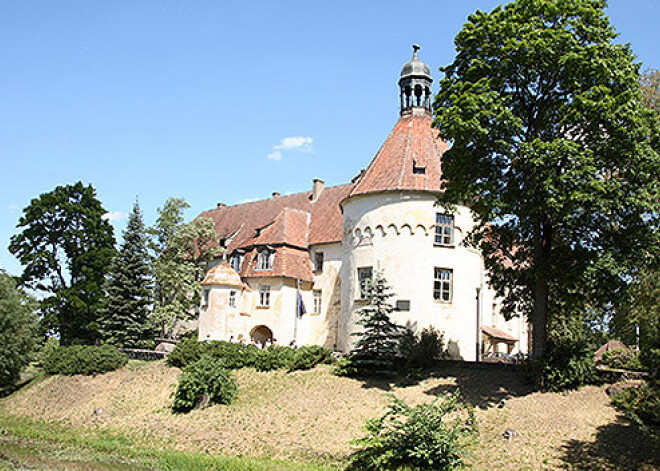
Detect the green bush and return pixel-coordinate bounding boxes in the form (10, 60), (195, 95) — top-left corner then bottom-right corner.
(399, 326), (445, 371)
(289, 345), (333, 371)
(44, 345), (127, 376)
(540, 340), (598, 392)
(347, 393), (476, 470)
(205, 341), (260, 369)
(612, 383), (660, 438)
(333, 355), (358, 377)
(602, 347), (638, 370)
(35, 337), (60, 367)
(172, 355), (238, 413)
(166, 338), (205, 368)
(254, 346), (296, 372)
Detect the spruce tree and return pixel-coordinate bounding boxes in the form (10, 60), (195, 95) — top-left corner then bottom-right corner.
(350, 270), (401, 376)
(99, 201), (154, 348)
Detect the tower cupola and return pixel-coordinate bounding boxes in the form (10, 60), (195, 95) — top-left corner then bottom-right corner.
(398, 44), (433, 115)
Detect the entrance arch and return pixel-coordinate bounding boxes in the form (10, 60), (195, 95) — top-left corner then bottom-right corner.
(250, 325), (273, 346)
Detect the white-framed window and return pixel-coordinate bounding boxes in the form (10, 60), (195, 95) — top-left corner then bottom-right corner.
(314, 252), (324, 271)
(230, 254), (243, 272)
(433, 268), (453, 302)
(256, 249), (274, 270)
(357, 267), (373, 299)
(313, 289), (322, 314)
(258, 285), (270, 307)
(435, 214), (454, 246)
(229, 290), (236, 308)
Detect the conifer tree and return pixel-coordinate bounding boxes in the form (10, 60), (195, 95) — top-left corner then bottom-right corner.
(350, 270), (401, 376)
(99, 201), (154, 348)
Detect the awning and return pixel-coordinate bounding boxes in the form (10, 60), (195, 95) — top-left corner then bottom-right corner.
(481, 326), (518, 343)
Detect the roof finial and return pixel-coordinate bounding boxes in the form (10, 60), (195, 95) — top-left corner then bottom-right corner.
(412, 44), (420, 58)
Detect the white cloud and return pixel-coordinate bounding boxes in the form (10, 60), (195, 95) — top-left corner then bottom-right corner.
(266, 150), (283, 161)
(102, 211), (127, 222)
(267, 136), (313, 161)
(7, 204), (19, 212)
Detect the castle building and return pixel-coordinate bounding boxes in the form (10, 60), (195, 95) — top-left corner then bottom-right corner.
(197, 46), (528, 361)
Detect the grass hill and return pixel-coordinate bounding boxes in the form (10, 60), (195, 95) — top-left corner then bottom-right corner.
(1, 361), (659, 470)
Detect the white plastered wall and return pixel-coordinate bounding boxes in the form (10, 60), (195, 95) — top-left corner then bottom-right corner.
(340, 192), (528, 361)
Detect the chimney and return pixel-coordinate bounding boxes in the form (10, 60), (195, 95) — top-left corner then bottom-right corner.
(311, 178), (324, 202)
(217, 202), (226, 208)
(272, 192), (281, 198)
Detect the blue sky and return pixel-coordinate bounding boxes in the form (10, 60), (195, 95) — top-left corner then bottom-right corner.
(1, 1), (658, 276)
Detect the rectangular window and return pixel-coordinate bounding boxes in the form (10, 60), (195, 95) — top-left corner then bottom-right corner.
(256, 250), (273, 270)
(313, 289), (322, 314)
(229, 290), (236, 308)
(433, 268), (453, 302)
(258, 285), (270, 307)
(314, 252), (324, 271)
(357, 267), (373, 299)
(202, 288), (210, 308)
(435, 214), (454, 246)
(231, 254), (243, 272)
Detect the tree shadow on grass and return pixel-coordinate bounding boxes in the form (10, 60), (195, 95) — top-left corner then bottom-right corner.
(422, 363), (535, 409)
(558, 416), (660, 470)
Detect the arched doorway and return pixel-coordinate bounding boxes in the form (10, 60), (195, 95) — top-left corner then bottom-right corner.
(250, 325), (273, 346)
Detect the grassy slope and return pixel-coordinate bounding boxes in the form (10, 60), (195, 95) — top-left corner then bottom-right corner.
(1, 362), (659, 470)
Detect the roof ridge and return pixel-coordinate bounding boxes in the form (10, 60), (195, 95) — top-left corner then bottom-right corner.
(398, 118), (413, 189)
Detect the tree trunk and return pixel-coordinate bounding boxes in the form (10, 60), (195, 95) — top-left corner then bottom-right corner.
(531, 221), (552, 359)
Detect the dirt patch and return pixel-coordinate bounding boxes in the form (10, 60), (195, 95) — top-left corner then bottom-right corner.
(1, 362), (658, 469)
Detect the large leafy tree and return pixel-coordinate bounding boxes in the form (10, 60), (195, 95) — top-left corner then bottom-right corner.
(149, 198), (222, 337)
(8, 182), (116, 345)
(434, 0), (660, 358)
(641, 68), (660, 114)
(99, 201), (154, 348)
(0, 270), (38, 389)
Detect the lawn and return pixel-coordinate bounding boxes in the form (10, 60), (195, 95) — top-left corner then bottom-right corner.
(1, 361), (658, 470)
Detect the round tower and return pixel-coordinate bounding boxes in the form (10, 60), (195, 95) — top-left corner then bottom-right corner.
(338, 46), (510, 361)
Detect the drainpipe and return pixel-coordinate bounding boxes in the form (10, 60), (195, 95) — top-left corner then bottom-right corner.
(294, 279), (300, 343)
(476, 287), (481, 362)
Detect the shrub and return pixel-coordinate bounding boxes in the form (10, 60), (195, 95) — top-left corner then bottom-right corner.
(205, 341), (259, 369)
(166, 338), (204, 368)
(334, 355), (358, 377)
(399, 327), (445, 371)
(35, 337), (60, 367)
(172, 355), (238, 413)
(254, 346), (296, 372)
(347, 393), (476, 470)
(540, 340), (598, 392)
(602, 347), (638, 370)
(44, 345), (127, 376)
(289, 345), (333, 371)
(612, 383), (660, 438)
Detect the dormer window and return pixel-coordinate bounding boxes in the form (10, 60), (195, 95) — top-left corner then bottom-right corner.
(230, 253), (244, 272)
(256, 249), (274, 270)
(413, 160), (426, 174)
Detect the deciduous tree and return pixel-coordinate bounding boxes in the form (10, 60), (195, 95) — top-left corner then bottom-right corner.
(434, 0), (660, 358)
(9, 182), (116, 345)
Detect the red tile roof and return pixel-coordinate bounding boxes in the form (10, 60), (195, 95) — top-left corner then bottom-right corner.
(198, 183), (353, 253)
(347, 111), (449, 200)
(481, 326), (518, 342)
(240, 245), (314, 282)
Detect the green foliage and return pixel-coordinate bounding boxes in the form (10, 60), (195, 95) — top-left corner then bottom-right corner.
(399, 327), (445, 371)
(333, 355), (357, 377)
(167, 339), (330, 373)
(434, 0), (660, 359)
(99, 201), (155, 348)
(0, 271), (38, 388)
(172, 356), (238, 413)
(289, 345), (333, 371)
(35, 337), (60, 367)
(540, 340), (598, 392)
(347, 393), (476, 471)
(8, 182), (116, 345)
(149, 198), (223, 336)
(612, 384), (660, 439)
(254, 346), (296, 372)
(166, 338), (204, 368)
(44, 345), (127, 376)
(350, 271), (402, 376)
(641, 68), (660, 114)
(602, 348), (643, 371)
